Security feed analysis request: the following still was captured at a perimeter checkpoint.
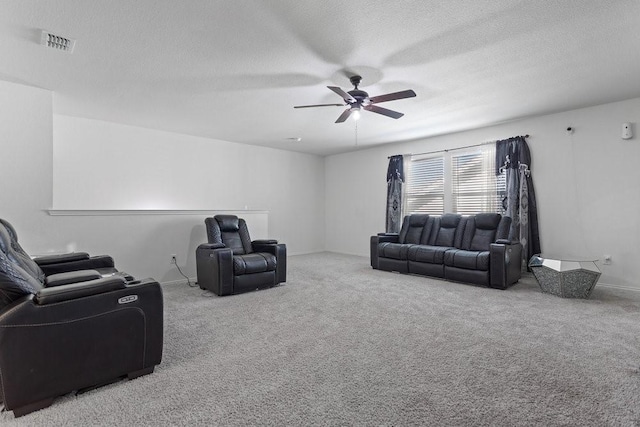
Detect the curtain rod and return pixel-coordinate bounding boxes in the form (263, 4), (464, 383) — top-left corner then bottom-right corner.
(388, 134), (529, 159)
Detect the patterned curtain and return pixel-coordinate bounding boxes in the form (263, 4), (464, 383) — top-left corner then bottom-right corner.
(495, 136), (541, 269)
(386, 155), (404, 233)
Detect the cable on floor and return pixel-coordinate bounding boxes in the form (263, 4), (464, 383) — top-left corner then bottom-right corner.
(173, 260), (197, 287)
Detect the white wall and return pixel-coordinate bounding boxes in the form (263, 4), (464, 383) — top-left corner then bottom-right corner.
(326, 97), (640, 289)
(1, 80), (325, 283)
(0, 80), (53, 250)
(52, 116), (324, 243)
(48, 116), (325, 280)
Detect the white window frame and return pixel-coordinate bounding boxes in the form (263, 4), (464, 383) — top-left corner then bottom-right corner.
(403, 143), (504, 216)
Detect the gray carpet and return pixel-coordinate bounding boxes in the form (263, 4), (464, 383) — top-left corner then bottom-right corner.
(3, 252), (640, 426)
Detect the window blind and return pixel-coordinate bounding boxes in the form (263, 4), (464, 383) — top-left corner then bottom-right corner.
(403, 143), (505, 216)
(404, 155), (445, 214)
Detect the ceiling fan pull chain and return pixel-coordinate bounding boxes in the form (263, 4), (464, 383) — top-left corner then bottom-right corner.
(355, 120), (358, 146)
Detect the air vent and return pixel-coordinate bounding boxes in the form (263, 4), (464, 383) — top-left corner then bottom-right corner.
(40, 30), (76, 53)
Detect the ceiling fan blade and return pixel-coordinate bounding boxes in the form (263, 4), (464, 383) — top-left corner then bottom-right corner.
(364, 104), (404, 119)
(369, 89), (417, 104)
(294, 103), (345, 108)
(328, 86), (356, 103)
(335, 108), (353, 123)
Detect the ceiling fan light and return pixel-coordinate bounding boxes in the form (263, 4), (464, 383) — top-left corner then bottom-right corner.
(351, 106), (361, 121)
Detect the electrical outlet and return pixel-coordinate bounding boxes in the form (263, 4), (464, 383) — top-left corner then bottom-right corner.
(170, 254), (177, 264)
(603, 255), (612, 265)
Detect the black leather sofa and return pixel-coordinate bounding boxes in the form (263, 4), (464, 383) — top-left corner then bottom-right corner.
(0, 219), (163, 417)
(196, 215), (287, 296)
(370, 213), (522, 289)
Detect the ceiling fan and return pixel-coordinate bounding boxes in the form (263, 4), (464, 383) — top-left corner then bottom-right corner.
(294, 75), (417, 123)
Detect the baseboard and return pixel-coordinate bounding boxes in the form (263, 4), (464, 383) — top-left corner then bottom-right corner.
(157, 273), (640, 294)
(161, 277), (198, 287)
(598, 283), (640, 292)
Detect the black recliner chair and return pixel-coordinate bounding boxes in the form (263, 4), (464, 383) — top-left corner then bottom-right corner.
(196, 215), (286, 296)
(0, 218), (127, 284)
(0, 219), (163, 417)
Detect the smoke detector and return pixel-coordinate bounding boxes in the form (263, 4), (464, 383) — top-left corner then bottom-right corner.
(40, 30), (76, 53)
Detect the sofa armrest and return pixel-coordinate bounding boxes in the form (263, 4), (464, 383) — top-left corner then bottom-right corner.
(45, 270), (102, 287)
(489, 241), (523, 289)
(375, 234), (400, 243)
(35, 276), (127, 305)
(196, 244), (234, 295)
(495, 239), (515, 245)
(253, 242), (287, 284)
(38, 255), (116, 276)
(252, 239), (278, 245)
(253, 241), (280, 251)
(370, 234), (400, 269)
(198, 243), (226, 250)
(33, 252), (90, 266)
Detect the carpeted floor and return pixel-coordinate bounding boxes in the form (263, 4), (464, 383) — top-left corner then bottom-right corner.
(3, 252), (640, 426)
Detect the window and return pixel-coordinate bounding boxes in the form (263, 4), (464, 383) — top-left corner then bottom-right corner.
(451, 148), (505, 215)
(404, 144), (504, 216)
(404, 155), (444, 214)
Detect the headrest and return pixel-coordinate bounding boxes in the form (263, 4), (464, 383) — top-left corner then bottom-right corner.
(409, 214), (429, 227)
(0, 219), (17, 242)
(440, 214), (461, 228)
(0, 222), (13, 254)
(475, 213), (501, 230)
(0, 250), (40, 310)
(215, 215), (240, 232)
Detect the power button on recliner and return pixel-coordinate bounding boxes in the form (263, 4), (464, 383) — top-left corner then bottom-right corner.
(118, 295), (138, 304)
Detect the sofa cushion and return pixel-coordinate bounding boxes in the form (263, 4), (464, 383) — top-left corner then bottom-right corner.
(470, 228), (498, 251)
(378, 242), (413, 260)
(233, 253), (277, 275)
(433, 214), (463, 247)
(443, 249), (490, 271)
(458, 213), (505, 251)
(212, 215), (253, 255)
(475, 213), (502, 230)
(407, 245), (452, 264)
(399, 214), (429, 244)
(469, 213), (501, 251)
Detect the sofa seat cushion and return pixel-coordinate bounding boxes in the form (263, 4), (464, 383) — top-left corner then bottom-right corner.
(407, 245), (452, 264)
(378, 243), (413, 260)
(233, 253), (277, 275)
(443, 249), (490, 271)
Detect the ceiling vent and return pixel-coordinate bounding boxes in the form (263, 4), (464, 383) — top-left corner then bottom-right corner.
(40, 30), (76, 53)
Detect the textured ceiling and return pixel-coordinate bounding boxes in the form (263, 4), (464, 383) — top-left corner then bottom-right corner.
(2, 1), (640, 156)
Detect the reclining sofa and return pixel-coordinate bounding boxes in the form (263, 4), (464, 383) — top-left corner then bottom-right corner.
(370, 213), (522, 289)
(0, 219), (163, 417)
